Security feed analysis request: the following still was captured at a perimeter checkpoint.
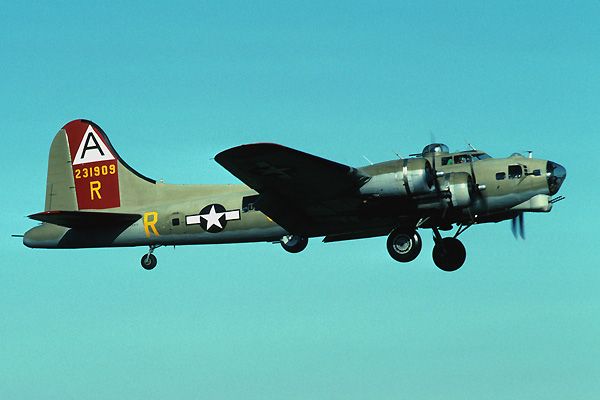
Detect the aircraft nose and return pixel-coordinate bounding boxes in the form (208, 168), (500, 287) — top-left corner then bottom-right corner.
(547, 161), (566, 195)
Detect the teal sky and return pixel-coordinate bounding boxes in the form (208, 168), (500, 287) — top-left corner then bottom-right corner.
(2, 1), (599, 399)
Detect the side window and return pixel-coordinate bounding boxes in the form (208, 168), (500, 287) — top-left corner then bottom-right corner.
(442, 156), (453, 166)
(242, 195), (259, 213)
(508, 165), (522, 179)
(496, 172), (506, 180)
(167, 212), (182, 229)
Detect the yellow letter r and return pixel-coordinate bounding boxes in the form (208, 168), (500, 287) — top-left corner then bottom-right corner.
(143, 212), (160, 237)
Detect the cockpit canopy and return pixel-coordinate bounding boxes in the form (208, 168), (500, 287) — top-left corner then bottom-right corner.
(419, 143), (491, 164)
(440, 152), (491, 165)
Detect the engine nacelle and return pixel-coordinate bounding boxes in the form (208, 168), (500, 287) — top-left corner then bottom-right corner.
(360, 158), (434, 197)
(438, 172), (475, 208)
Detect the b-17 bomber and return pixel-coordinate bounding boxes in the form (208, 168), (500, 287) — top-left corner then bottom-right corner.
(23, 119), (566, 271)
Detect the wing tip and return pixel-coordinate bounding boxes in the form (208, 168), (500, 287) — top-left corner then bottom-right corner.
(215, 142), (288, 164)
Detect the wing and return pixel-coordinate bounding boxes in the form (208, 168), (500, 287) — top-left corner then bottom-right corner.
(215, 143), (371, 235)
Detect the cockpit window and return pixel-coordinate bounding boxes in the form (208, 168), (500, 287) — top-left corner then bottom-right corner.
(472, 153), (491, 160)
(440, 152), (490, 166)
(508, 165), (522, 179)
(454, 154), (472, 164)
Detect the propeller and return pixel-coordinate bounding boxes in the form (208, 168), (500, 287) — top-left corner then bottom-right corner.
(511, 212), (525, 239)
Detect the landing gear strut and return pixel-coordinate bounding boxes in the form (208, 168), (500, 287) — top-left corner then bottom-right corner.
(387, 228), (422, 262)
(431, 225), (470, 272)
(141, 245), (161, 270)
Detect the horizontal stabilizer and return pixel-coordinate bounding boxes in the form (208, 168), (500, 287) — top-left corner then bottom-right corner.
(28, 210), (141, 228)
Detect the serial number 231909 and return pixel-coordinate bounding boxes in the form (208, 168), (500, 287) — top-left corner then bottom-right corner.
(74, 164), (116, 179)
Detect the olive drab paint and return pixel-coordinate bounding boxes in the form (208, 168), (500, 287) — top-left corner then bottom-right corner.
(23, 119), (566, 271)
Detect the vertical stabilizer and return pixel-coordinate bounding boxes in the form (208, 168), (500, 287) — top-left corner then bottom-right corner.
(44, 119), (156, 211)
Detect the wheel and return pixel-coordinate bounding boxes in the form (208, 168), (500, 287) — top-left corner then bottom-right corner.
(386, 229), (422, 262)
(432, 237), (466, 272)
(141, 253), (157, 270)
(280, 235), (308, 253)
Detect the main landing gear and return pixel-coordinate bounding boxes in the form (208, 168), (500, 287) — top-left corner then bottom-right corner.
(386, 224), (471, 272)
(141, 245), (161, 270)
(386, 228), (422, 262)
(280, 235), (308, 253)
(431, 236), (466, 272)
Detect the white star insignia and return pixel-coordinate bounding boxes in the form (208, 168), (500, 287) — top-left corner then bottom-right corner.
(201, 205), (225, 229)
(185, 204), (241, 232)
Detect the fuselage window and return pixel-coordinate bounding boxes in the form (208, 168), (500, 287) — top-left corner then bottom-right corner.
(508, 165), (522, 179)
(496, 172), (506, 180)
(242, 195), (259, 212)
(442, 156), (453, 165)
(172, 218), (180, 226)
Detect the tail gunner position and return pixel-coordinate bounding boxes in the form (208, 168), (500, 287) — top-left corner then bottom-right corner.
(23, 120), (566, 271)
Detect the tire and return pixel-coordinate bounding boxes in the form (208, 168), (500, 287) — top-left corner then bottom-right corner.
(141, 254), (157, 270)
(281, 235), (308, 253)
(386, 229), (422, 262)
(432, 237), (466, 272)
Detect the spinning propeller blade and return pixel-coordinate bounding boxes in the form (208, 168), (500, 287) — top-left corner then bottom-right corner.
(511, 212), (525, 239)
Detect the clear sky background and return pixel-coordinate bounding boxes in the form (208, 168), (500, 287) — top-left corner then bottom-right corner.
(1, 1), (598, 399)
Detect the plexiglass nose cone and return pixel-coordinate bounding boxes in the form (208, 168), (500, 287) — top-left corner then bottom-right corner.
(547, 161), (566, 195)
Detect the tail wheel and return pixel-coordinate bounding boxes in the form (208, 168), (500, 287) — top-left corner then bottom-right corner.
(281, 235), (308, 253)
(386, 229), (422, 262)
(432, 237), (466, 272)
(141, 254), (157, 270)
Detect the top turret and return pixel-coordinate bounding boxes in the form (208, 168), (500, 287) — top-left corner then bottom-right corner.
(421, 143), (449, 156)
